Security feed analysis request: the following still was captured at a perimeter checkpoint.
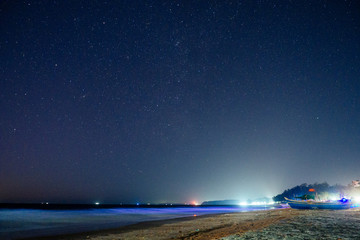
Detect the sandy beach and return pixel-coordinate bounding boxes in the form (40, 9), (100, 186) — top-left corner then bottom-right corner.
(24, 207), (360, 240)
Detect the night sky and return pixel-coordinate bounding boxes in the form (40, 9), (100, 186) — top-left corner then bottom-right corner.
(1, 1), (359, 204)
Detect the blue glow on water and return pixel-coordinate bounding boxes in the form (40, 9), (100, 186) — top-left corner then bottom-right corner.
(0, 206), (275, 239)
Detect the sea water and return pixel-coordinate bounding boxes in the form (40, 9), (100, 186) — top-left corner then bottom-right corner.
(0, 206), (274, 239)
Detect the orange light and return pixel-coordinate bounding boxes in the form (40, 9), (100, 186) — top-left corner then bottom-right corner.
(193, 214), (197, 217)
(309, 188), (315, 192)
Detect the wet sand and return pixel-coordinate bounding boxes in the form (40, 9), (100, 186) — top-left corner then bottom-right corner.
(25, 208), (360, 240)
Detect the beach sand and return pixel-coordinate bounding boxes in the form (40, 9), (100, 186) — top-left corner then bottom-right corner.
(27, 208), (360, 240)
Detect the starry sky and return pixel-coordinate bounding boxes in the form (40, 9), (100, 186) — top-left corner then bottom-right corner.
(1, 0), (359, 204)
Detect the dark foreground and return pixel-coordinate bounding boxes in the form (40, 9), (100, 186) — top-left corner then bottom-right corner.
(24, 208), (360, 240)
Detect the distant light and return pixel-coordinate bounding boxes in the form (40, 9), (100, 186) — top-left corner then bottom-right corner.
(95, 202), (100, 205)
(250, 201), (267, 206)
(329, 195), (338, 201)
(193, 214), (197, 217)
(239, 201), (274, 206)
(192, 201), (198, 206)
(136, 203), (140, 206)
(353, 196), (360, 202)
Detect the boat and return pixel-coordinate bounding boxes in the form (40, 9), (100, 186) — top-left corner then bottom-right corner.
(285, 197), (352, 210)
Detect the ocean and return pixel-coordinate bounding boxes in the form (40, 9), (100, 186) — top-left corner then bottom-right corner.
(0, 206), (275, 239)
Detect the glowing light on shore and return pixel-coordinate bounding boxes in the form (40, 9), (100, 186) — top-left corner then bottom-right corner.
(238, 201), (275, 206)
(238, 201), (248, 206)
(352, 196), (360, 202)
(95, 202), (100, 205)
(329, 195), (339, 201)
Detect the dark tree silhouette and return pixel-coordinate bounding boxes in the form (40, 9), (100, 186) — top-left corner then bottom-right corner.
(273, 182), (349, 202)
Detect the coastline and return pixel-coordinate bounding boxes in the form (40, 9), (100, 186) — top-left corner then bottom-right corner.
(22, 207), (360, 240)
(23, 208), (304, 240)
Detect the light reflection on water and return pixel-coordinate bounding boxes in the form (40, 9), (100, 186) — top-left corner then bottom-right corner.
(0, 206), (274, 239)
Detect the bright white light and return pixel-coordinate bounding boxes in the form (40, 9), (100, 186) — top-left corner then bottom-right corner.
(239, 201), (274, 206)
(250, 201), (266, 205)
(238, 201), (248, 206)
(329, 195), (338, 201)
(95, 202), (100, 205)
(353, 196), (360, 202)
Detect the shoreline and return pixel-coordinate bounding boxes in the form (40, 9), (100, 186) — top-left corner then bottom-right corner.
(22, 207), (360, 240)
(22, 208), (303, 240)
(22, 213), (223, 240)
